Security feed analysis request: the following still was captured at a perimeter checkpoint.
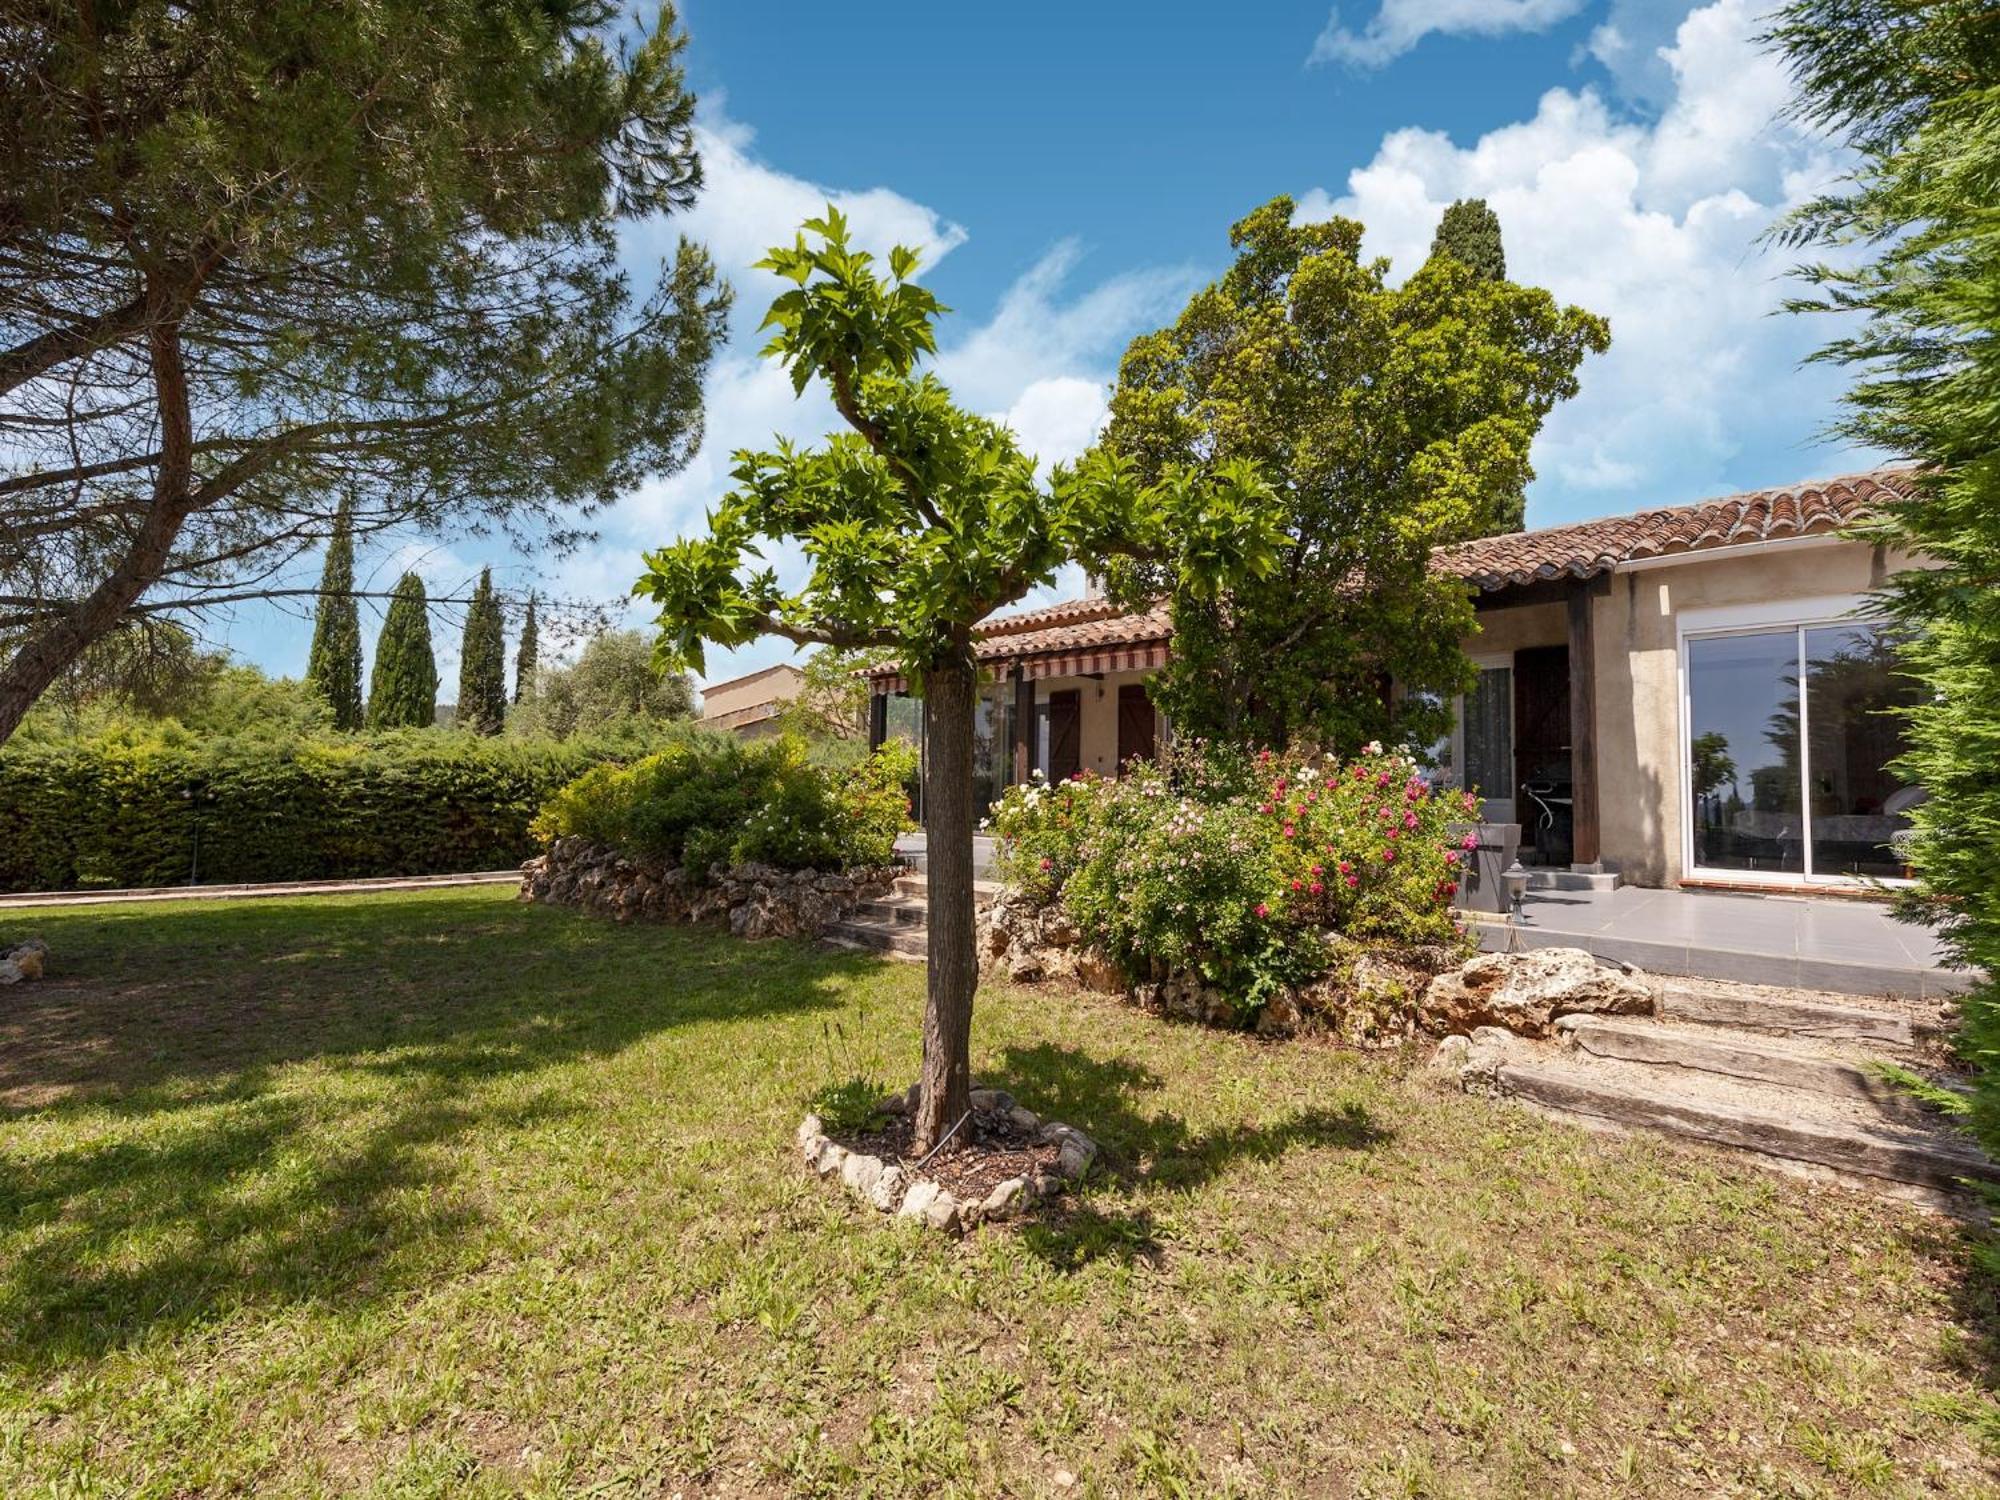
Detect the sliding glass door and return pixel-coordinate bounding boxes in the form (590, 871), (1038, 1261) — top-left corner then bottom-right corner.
(1685, 619), (1919, 882)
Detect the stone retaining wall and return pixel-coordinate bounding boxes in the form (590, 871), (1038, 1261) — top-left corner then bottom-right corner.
(519, 836), (902, 939)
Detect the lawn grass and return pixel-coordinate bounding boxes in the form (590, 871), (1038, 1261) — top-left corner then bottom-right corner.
(0, 885), (1995, 1497)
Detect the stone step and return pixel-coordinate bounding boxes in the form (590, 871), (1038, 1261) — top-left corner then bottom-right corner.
(890, 874), (1003, 905)
(1554, 1014), (1960, 1117)
(853, 894), (930, 929)
(826, 915), (928, 960)
(1657, 981), (1945, 1047)
(1493, 1059), (1996, 1204)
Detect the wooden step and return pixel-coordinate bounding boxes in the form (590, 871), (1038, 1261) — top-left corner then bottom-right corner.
(1657, 982), (1941, 1046)
(1554, 1015), (1953, 1115)
(1494, 1060), (1996, 1202)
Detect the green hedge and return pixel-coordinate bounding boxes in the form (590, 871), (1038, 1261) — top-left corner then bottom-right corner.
(0, 731), (646, 892)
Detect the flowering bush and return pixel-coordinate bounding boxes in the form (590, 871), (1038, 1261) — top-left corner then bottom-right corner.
(986, 740), (1473, 1017)
(987, 769), (1103, 903)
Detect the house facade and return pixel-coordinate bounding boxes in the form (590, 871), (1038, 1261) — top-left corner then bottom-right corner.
(867, 468), (1927, 894)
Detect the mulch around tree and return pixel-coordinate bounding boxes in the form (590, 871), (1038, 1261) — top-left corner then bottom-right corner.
(835, 1103), (1063, 1202)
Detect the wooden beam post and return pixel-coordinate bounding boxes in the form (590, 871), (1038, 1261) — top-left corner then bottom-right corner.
(867, 691), (888, 753)
(1012, 668), (1034, 785)
(1567, 584), (1602, 870)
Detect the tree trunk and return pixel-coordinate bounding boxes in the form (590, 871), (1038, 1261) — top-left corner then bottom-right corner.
(912, 656), (977, 1155)
(0, 302), (196, 747)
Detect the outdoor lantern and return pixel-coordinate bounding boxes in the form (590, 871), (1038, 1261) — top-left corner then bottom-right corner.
(1501, 858), (1530, 924)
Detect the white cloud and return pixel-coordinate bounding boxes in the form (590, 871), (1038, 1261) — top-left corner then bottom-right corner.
(1304, 0), (1878, 516)
(581, 109), (1192, 687)
(1311, 0), (1590, 68)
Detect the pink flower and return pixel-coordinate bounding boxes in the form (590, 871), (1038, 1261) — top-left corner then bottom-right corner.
(1444, 849), (1461, 866)
(1403, 811), (1418, 829)
(1381, 847), (1397, 863)
(1274, 778), (1288, 794)
(1345, 874), (1360, 888)
(1283, 824), (1296, 839)
(1309, 881), (1324, 894)
(1290, 878), (1303, 892)
(1259, 802), (1273, 815)
(1039, 857), (1053, 871)
(1338, 860), (1352, 874)
(1443, 880), (1458, 897)
(1255, 902), (1270, 918)
(1386, 827), (1400, 841)
(1461, 832), (1479, 851)
(1310, 864), (1323, 876)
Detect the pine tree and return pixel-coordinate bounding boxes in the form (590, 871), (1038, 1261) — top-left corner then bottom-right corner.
(367, 573), (438, 729)
(514, 593), (540, 703)
(1770, 0), (2000, 1152)
(456, 567), (507, 735)
(1428, 199), (1507, 283)
(305, 499), (364, 730)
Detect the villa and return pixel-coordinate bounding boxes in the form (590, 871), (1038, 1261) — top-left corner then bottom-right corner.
(868, 468), (1927, 896)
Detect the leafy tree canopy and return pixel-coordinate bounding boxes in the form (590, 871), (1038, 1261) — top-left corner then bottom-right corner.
(513, 629), (694, 741)
(1429, 198), (1508, 282)
(1768, 0), (2000, 1148)
(1104, 197), (1609, 753)
(0, 0), (728, 744)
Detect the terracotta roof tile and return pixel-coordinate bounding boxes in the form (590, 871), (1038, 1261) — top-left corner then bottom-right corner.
(864, 468), (1914, 676)
(1437, 467), (1915, 592)
(972, 599), (1172, 662)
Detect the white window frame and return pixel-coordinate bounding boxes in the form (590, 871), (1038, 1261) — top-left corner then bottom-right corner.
(1676, 594), (1913, 888)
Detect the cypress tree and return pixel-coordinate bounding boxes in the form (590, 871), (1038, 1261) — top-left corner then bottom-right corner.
(515, 592), (540, 703)
(456, 567), (507, 735)
(367, 572), (438, 729)
(1429, 199), (1507, 283)
(305, 500), (364, 730)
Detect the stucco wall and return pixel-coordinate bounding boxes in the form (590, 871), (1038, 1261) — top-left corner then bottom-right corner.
(701, 666), (803, 720)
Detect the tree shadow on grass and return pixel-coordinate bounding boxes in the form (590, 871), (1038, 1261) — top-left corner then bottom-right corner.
(0, 891), (895, 1372)
(994, 1041), (1391, 1271)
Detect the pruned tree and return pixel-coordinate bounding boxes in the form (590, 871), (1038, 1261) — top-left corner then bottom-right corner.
(457, 568), (507, 736)
(1104, 197), (1608, 752)
(0, 0), (728, 746)
(367, 573), (437, 730)
(515, 594), (541, 705)
(638, 210), (1285, 1151)
(305, 499), (363, 731)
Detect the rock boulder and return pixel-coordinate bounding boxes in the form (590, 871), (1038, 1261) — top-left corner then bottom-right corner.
(1420, 948), (1654, 1038)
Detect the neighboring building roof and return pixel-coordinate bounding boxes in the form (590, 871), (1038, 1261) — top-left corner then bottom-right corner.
(1437, 467), (1915, 593)
(701, 662), (803, 696)
(864, 467), (1914, 681)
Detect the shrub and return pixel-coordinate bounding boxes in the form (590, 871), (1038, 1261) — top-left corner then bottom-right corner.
(0, 727), (643, 892)
(988, 741), (1473, 1016)
(532, 734), (915, 876)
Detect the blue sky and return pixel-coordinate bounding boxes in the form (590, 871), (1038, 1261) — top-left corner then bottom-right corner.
(211, 0), (1877, 695)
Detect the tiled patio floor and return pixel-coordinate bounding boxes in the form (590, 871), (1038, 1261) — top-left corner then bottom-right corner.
(1474, 884), (1972, 999)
